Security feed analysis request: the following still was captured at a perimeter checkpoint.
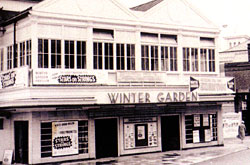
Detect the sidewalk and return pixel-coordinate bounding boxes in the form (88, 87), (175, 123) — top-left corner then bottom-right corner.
(63, 136), (250, 165)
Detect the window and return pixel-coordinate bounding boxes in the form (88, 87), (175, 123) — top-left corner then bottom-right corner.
(151, 46), (158, 71)
(93, 42), (114, 70)
(200, 48), (207, 72)
(77, 41), (86, 69)
(116, 44), (125, 70)
(93, 42), (102, 69)
(65, 40), (75, 69)
(7, 45), (13, 70)
(38, 39), (48, 68)
(40, 120), (88, 158)
(191, 48), (198, 72)
(51, 40), (61, 68)
(127, 44), (135, 70)
(104, 43), (113, 70)
(0, 48), (3, 71)
(161, 46), (169, 71)
(141, 45), (149, 70)
(208, 49), (215, 72)
(116, 43), (135, 70)
(183, 48), (190, 71)
(26, 40), (31, 68)
(185, 114), (217, 144)
(170, 47), (177, 71)
(19, 42), (25, 67)
(14, 44), (18, 68)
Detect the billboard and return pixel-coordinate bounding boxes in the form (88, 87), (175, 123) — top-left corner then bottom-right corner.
(52, 121), (78, 156)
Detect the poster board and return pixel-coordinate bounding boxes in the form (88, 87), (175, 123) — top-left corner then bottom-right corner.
(52, 121), (78, 156)
(193, 130), (200, 143)
(205, 129), (212, 142)
(2, 150), (13, 165)
(148, 123), (158, 147)
(203, 115), (209, 127)
(194, 115), (200, 127)
(124, 124), (135, 149)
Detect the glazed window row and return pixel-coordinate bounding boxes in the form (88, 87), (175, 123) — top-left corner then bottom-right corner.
(0, 39), (215, 73)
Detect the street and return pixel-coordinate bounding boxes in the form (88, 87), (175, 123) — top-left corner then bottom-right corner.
(195, 148), (250, 165)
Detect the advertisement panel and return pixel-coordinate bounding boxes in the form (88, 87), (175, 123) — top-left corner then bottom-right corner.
(52, 121), (78, 156)
(33, 69), (108, 85)
(190, 76), (235, 94)
(0, 66), (29, 89)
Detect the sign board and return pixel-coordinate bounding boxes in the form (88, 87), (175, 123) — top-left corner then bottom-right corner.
(52, 121), (78, 156)
(124, 124), (135, 149)
(148, 123), (157, 147)
(2, 150), (13, 165)
(205, 129), (212, 142)
(0, 67), (29, 89)
(190, 76), (235, 94)
(203, 115), (209, 127)
(33, 69), (108, 85)
(223, 113), (241, 138)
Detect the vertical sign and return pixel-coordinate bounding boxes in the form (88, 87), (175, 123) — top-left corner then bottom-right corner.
(193, 130), (200, 143)
(52, 121), (78, 156)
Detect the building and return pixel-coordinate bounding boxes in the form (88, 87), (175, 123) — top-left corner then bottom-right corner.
(0, 0), (235, 164)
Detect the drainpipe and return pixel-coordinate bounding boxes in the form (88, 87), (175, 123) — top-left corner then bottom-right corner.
(13, 22), (17, 68)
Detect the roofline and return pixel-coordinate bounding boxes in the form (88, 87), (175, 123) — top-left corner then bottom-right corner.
(0, 7), (32, 27)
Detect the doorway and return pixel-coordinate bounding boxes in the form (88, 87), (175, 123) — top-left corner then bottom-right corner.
(161, 115), (180, 151)
(14, 121), (29, 164)
(95, 118), (118, 158)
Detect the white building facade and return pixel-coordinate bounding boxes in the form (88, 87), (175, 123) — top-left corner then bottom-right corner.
(0, 0), (234, 164)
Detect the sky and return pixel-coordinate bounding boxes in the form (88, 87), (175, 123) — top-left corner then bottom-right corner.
(118, 0), (250, 36)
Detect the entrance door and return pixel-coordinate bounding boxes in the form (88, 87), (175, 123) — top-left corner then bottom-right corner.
(161, 116), (180, 151)
(95, 118), (118, 158)
(14, 121), (29, 164)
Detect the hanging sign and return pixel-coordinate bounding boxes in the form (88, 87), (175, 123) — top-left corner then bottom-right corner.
(190, 76), (235, 94)
(52, 121), (78, 156)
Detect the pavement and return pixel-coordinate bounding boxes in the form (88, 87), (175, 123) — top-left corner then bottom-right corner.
(63, 136), (250, 165)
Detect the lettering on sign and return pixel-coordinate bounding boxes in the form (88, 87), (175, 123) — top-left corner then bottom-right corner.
(1, 71), (16, 88)
(108, 92), (198, 104)
(58, 75), (96, 83)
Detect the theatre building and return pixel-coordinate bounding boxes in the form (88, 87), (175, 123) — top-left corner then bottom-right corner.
(0, 0), (235, 164)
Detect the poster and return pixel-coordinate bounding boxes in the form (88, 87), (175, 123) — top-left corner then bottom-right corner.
(124, 124), (135, 149)
(148, 123), (158, 147)
(203, 115), (209, 127)
(52, 121), (78, 156)
(205, 129), (212, 142)
(137, 126), (145, 140)
(194, 115), (200, 127)
(193, 130), (200, 143)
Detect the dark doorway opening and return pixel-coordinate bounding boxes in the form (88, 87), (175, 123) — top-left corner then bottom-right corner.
(161, 115), (180, 151)
(14, 121), (29, 164)
(95, 118), (118, 159)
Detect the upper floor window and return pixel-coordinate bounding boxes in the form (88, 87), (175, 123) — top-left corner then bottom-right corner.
(183, 48), (190, 71)
(93, 42), (114, 70)
(77, 41), (86, 69)
(20, 42), (25, 67)
(141, 45), (159, 71)
(183, 47), (198, 72)
(7, 45), (13, 70)
(200, 48), (207, 72)
(65, 40), (75, 69)
(38, 39), (48, 68)
(208, 49), (215, 72)
(161, 46), (168, 71)
(0, 48), (3, 71)
(13, 44), (18, 68)
(51, 40), (61, 68)
(116, 43), (135, 70)
(170, 47), (177, 71)
(26, 40), (32, 68)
